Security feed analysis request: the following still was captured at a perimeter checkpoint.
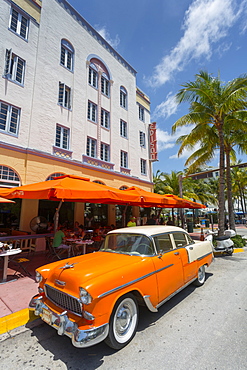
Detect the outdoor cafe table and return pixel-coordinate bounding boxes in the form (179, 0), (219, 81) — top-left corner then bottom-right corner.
(0, 248), (22, 283)
(66, 239), (94, 255)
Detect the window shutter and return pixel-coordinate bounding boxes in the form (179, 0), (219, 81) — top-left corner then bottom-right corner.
(58, 83), (64, 105)
(5, 49), (12, 76)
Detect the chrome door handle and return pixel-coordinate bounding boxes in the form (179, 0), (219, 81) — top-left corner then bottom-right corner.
(174, 252), (179, 255)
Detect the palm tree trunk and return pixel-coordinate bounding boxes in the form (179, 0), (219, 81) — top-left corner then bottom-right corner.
(225, 150), (235, 230)
(218, 124), (225, 236)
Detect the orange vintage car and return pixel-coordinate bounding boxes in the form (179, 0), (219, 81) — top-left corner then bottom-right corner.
(30, 225), (213, 350)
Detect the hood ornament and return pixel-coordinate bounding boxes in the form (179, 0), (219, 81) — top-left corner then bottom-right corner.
(55, 279), (66, 286)
(59, 262), (78, 269)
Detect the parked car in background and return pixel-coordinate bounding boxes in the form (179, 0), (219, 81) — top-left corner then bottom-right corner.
(30, 226), (213, 350)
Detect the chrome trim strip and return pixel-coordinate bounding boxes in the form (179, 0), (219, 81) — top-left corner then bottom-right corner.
(197, 251), (212, 261)
(44, 284), (82, 317)
(143, 295), (158, 312)
(97, 264), (174, 298)
(156, 278), (197, 309)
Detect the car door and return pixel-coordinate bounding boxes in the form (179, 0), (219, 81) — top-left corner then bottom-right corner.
(152, 233), (184, 304)
(171, 231), (198, 283)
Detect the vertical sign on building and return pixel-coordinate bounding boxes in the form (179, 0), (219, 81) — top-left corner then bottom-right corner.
(149, 122), (158, 161)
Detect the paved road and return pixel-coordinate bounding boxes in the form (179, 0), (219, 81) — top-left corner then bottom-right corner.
(0, 252), (247, 370)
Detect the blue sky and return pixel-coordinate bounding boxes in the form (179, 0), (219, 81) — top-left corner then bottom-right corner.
(68, 0), (247, 175)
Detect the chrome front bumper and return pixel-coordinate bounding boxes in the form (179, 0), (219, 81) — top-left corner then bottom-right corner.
(29, 295), (109, 348)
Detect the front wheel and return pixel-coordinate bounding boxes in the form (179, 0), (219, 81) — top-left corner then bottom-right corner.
(226, 247), (234, 256)
(193, 265), (206, 286)
(105, 293), (139, 350)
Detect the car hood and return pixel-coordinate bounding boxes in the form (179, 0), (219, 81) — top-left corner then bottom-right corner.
(39, 251), (153, 299)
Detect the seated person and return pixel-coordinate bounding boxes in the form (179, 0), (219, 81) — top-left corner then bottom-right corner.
(52, 226), (70, 255)
(78, 225), (86, 239)
(74, 221), (81, 237)
(166, 217), (175, 226)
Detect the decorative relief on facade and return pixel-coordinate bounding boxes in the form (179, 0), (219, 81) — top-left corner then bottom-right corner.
(120, 167), (131, 175)
(53, 148), (72, 159)
(82, 155), (114, 170)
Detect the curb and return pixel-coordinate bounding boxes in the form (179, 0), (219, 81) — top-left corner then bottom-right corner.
(233, 248), (245, 253)
(0, 308), (39, 336)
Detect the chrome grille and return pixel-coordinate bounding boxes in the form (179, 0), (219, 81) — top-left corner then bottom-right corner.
(45, 284), (82, 316)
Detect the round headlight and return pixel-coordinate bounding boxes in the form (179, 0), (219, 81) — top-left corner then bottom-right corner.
(79, 287), (92, 305)
(35, 271), (42, 283)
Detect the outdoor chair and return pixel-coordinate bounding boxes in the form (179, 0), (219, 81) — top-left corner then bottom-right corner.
(9, 256), (32, 278)
(47, 239), (73, 260)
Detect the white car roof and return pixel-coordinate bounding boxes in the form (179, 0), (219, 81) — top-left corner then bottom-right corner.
(107, 225), (187, 237)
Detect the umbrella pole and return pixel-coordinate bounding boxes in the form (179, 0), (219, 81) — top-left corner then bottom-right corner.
(54, 200), (63, 233)
(122, 204), (128, 227)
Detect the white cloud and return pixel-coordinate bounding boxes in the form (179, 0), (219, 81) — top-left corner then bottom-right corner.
(96, 26), (120, 49)
(156, 125), (193, 152)
(147, 0), (246, 88)
(152, 92), (178, 120)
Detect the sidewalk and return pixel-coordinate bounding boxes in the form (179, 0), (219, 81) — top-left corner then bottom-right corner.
(0, 227), (246, 338)
(0, 252), (47, 336)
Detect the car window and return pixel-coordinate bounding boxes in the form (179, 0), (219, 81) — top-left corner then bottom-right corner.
(102, 233), (154, 255)
(172, 232), (188, 248)
(153, 234), (173, 252)
(186, 234), (195, 244)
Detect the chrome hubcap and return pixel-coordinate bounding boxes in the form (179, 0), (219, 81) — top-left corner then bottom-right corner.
(113, 297), (137, 343)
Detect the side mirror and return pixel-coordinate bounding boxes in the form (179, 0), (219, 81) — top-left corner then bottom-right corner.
(158, 249), (164, 258)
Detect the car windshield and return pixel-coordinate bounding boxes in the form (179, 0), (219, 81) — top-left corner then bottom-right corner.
(101, 233), (155, 256)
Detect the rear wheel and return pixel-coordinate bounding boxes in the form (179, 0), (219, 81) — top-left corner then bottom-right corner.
(194, 265), (206, 286)
(105, 293), (139, 350)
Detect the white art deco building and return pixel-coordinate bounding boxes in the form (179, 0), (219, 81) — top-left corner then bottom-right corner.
(0, 0), (155, 230)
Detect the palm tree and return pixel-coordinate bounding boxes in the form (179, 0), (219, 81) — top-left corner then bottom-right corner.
(231, 164), (247, 215)
(153, 170), (165, 194)
(173, 71), (247, 235)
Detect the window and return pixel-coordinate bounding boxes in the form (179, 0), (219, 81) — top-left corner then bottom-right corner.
(139, 131), (146, 147)
(154, 234), (173, 253)
(101, 143), (110, 162)
(60, 39), (74, 71)
(101, 74), (110, 96)
(88, 101), (97, 122)
(87, 137), (97, 158)
(120, 86), (127, 109)
(88, 63), (98, 88)
(101, 109), (110, 129)
(172, 232), (188, 248)
(55, 125), (69, 150)
(119, 186), (128, 190)
(121, 151), (128, 168)
(9, 7), (29, 40)
(120, 119), (127, 138)
(0, 165), (21, 188)
(46, 173), (65, 181)
(0, 101), (20, 135)
(141, 159), (146, 175)
(139, 105), (145, 121)
(93, 180), (105, 185)
(58, 83), (71, 109)
(4, 49), (25, 85)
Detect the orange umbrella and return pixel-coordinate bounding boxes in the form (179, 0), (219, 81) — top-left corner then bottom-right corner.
(163, 194), (206, 209)
(0, 175), (141, 205)
(122, 187), (205, 209)
(0, 196), (15, 203)
(123, 186), (179, 207)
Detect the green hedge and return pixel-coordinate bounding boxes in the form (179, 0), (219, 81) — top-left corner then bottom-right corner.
(232, 235), (246, 248)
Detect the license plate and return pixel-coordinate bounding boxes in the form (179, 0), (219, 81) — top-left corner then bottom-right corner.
(42, 308), (52, 325)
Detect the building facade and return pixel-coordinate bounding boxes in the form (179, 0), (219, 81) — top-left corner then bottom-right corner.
(0, 0), (153, 230)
